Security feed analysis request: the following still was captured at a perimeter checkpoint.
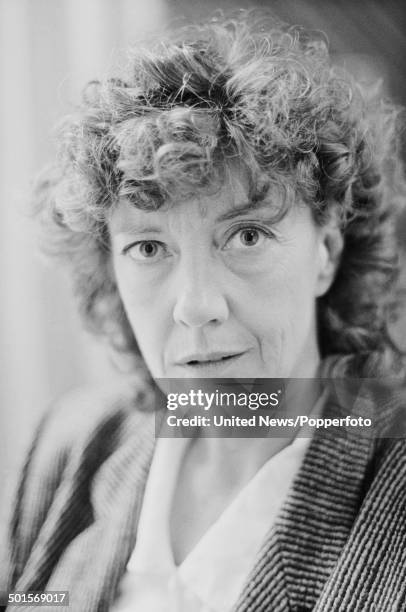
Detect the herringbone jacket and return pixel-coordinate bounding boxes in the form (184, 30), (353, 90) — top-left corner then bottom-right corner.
(1, 381), (406, 611)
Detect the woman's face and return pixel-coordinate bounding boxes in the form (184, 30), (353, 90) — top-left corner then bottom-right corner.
(109, 168), (333, 379)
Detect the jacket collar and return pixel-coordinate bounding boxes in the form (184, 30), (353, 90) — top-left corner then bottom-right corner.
(233, 380), (376, 611)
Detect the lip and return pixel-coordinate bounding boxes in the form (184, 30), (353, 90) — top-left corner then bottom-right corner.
(176, 350), (247, 366)
(172, 351), (250, 376)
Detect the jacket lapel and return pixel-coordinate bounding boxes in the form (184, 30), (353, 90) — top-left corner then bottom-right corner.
(234, 382), (375, 612)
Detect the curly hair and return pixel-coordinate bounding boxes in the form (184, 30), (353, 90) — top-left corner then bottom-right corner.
(36, 11), (406, 378)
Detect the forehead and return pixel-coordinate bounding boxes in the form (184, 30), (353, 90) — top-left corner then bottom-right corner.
(109, 167), (284, 233)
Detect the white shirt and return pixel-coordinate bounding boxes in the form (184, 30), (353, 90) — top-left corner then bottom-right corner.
(112, 386), (328, 611)
(111, 426), (317, 612)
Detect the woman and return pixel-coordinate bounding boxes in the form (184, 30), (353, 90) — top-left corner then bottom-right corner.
(1, 12), (406, 612)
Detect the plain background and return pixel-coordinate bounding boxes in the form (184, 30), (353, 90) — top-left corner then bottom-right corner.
(1, 0), (405, 547)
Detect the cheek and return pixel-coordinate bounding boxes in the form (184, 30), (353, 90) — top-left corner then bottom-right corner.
(113, 266), (169, 353)
(113, 253), (165, 314)
(244, 259), (313, 316)
(240, 253), (317, 343)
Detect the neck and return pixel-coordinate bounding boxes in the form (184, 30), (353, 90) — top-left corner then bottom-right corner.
(188, 375), (322, 487)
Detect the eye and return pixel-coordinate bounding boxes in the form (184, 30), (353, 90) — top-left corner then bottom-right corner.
(124, 240), (168, 262)
(224, 226), (273, 250)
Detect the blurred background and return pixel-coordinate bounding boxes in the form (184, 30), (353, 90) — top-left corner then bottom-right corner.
(1, 0), (405, 544)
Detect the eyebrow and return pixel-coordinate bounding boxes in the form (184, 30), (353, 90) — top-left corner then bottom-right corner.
(114, 224), (164, 235)
(215, 200), (272, 222)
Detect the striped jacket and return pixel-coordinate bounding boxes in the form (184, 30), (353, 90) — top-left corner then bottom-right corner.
(1, 381), (406, 611)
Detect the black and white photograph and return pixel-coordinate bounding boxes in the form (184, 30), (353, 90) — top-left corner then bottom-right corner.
(1, 1), (406, 610)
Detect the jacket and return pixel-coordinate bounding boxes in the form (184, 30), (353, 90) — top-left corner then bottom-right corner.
(1, 380), (406, 611)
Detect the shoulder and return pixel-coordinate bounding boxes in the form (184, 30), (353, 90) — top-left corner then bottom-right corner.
(18, 378), (156, 498)
(2, 380), (156, 591)
(38, 380), (145, 452)
(363, 381), (406, 512)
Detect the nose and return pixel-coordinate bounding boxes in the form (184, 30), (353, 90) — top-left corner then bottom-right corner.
(173, 256), (229, 328)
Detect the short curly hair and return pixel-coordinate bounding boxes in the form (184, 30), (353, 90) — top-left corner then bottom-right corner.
(36, 11), (406, 378)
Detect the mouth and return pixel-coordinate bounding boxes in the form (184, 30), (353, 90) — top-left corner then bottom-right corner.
(176, 351), (247, 369)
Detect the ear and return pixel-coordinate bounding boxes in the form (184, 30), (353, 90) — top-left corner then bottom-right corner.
(315, 217), (344, 297)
